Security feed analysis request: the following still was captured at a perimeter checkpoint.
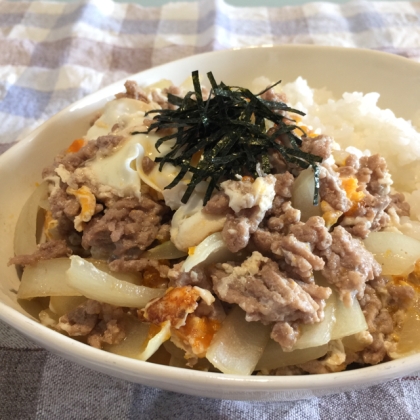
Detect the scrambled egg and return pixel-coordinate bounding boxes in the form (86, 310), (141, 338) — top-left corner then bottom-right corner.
(66, 186), (96, 232)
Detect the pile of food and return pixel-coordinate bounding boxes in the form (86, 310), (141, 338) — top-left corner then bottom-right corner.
(9, 71), (420, 375)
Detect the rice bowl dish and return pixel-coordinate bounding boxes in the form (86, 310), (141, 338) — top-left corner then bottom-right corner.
(8, 69), (420, 377)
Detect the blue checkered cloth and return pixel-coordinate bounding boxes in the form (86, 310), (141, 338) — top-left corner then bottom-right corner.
(2, 0), (420, 418)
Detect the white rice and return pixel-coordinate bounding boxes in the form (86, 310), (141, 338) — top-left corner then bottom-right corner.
(252, 76), (420, 221)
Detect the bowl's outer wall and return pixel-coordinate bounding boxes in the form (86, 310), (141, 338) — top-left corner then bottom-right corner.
(1, 45), (420, 400)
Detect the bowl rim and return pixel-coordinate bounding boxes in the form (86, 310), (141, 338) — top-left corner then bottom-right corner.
(2, 44), (420, 394)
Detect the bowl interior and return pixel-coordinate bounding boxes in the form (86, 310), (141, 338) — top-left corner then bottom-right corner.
(1, 45), (420, 400)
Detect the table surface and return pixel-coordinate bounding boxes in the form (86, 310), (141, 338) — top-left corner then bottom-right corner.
(2, 0), (420, 419)
(7, 0), (412, 5)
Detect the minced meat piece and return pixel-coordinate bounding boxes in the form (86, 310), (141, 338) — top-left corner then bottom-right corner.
(58, 300), (125, 349)
(251, 228), (281, 256)
(340, 193), (391, 239)
(142, 156), (156, 174)
(115, 80), (149, 102)
(42, 135), (124, 177)
(210, 252), (331, 350)
(266, 201), (300, 233)
(221, 176), (276, 252)
(271, 234), (325, 281)
(321, 226), (381, 306)
(319, 164), (352, 213)
(81, 196), (168, 258)
(270, 321), (300, 350)
(9, 240), (71, 266)
(301, 135), (333, 161)
(108, 257), (169, 277)
(222, 213), (254, 253)
(168, 263), (212, 290)
(202, 192), (230, 215)
(357, 154), (391, 196)
(387, 192), (410, 217)
(267, 172), (295, 218)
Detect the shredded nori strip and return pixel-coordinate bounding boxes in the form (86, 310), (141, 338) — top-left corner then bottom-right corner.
(139, 71), (321, 205)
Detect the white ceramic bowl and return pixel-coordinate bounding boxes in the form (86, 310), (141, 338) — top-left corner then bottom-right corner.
(2, 45), (420, 401)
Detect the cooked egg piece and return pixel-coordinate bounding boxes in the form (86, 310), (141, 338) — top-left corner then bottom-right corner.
(138, 321), (171, 361)
(85, 98), (158, 141)
(66, 185), (96, 231)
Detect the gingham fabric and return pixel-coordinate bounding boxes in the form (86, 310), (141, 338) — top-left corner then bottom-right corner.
(1, 0), (420, 418)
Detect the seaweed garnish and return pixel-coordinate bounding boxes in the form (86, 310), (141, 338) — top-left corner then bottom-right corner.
(141, 71), (322, 205)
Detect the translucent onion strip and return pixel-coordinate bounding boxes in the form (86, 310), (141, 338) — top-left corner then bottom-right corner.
(291, 167), (321, 222)
(206, 306), (271, 375)
(256, 341), (328, 371)
(66, 256), (165, 307)
(14, 182), (49, 256)
(142, 241), (187, 260)
(49, 296), (87, 317)
(18, 258), (82, 299)
(103, 316), (150, 359)
(364, 231), (420, 275)
(183, 232), (244, 273)
(137, 321), (171, 361)
(330, 294), (367, 340)
(292, 293), (336, 350)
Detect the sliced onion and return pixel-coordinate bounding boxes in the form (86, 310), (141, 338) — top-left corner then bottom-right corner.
(18, 258), (82, 299)
(66, 256), (165, 307)
(389, 297), (420, 359)
(142, 241), (187, 260)
(206, 306), (271, 375)
(14, 182), (49, 256)
(331, 294), (367, 340)
(87, 259), (141, 285)
(49, 296), (87, 317)
(137, 321), (171, 361)
(292, 293), (336, 350)
(364, 231), (420, 275)
(291, 167), (321, 222)
(103, 316), (150, 358)
(256, 341), (328, 370)
(164, 339), (186, 360)
(182, 232), (246, 273)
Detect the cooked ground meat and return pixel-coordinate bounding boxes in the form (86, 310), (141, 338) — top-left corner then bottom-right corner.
(330, 152), (397, 238)
(271, 234), (325, 282)
(289, 216), (332, 253)
(270, 321), (300, 350)
(387, 192), (411, 217)
(357, 155), (391, 196)
(202, 192), (230, 215)
(108, 257), (169, 277)
(82, 196), (168, 258)
(58, 299), (125, 349)
(221, 176), (276, 252)
(267, 201), (301, 233)
(142, 156), (156, 174)
(115, 80), (149, 102)
(9, 240), (71, 266)
(168, 262), (212, 290)
(222, 213), (254, 253)
(319, 164), (352, 212)
(321, 226), (382, 306)
(301, 135), (333, 161)
(42, 135), (124, 177)
(210, 252), (331, 350)
(266, 172), (295, 218)
(251, 228), (281, 256)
